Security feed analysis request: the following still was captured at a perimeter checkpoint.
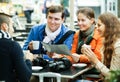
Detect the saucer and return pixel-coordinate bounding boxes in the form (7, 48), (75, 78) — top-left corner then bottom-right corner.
(72, 63), (87, 68)
(32, 66), (43, 71)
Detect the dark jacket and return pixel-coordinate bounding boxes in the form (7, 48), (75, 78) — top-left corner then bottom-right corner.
(0, 38), (32, 82)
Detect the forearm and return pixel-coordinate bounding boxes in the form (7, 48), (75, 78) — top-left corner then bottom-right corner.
(23, 42), (29, 50)
(25, 59), (32, 70)
(95, 61), (110, 77)
(17, 59), (32, 82)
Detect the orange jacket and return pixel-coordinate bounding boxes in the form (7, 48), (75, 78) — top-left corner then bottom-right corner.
(66, 29), (103, 63)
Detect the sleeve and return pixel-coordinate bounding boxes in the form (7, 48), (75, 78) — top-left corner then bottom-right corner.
(23, 28), (34, 50)
(95, 61), (110, 76)
(63, 32), (74, 50)
(11, 42), (32, 82)
(71, 31), (79, 53)
(91, 37), (103, 62)
(66, 32), (79, 63)
(110, 41), (120, 70)
(94, 40), (120, 77)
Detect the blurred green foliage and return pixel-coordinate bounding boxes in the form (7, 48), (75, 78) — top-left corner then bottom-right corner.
(105, 70), (120, 82)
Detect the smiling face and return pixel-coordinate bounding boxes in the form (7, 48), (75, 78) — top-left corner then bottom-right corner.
(77, 13), (94, 32)
(47, 12), (64, 32)
(96, 19), (105, 37)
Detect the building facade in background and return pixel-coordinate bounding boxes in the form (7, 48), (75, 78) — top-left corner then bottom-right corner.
(0, 0), (119, 18)
(73, 0), (118, 19)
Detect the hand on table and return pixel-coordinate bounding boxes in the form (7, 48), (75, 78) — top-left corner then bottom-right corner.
(24, 50), (34, 61)
(71, 53), (80, 63)
(33, 54), (39, 59)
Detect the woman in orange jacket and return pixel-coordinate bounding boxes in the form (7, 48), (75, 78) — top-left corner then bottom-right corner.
(66, 7), (103, 64)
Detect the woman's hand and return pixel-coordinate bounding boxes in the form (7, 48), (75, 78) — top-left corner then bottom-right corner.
(52, 53), (63, 59)
(71, 53), (80, 63)
(47, 52), (62, 58)
(81, 44), (99, 64)
(46, 52), (54, 58)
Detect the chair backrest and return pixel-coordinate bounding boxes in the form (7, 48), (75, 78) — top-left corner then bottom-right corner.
(39, 72), (61, 82)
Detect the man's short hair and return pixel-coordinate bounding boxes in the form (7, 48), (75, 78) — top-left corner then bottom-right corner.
(0, 12), (12, 17)
(46, 5), (65, 18)
(0, 13), (11, 27)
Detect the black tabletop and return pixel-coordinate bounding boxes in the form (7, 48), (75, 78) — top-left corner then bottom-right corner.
(32, 65), (93, 79)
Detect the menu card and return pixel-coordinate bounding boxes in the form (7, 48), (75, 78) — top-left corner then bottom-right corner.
(41, 42), (71, 55)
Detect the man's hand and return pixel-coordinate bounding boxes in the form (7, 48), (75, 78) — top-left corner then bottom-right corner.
(28, 41), (33, 50)
(24, 50), (34, 61)
(46, 52), (54, 58)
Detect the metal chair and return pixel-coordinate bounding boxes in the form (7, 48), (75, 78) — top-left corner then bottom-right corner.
(39, 72), (61, 82)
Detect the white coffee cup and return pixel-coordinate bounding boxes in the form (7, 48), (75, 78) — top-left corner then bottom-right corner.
(32, 41), (40, 50)
(82, 44), (91, 48)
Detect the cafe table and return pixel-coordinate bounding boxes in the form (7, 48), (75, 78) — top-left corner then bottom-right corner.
(32, 64), (94, 81)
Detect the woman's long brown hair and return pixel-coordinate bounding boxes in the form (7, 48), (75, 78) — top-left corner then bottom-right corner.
(98, 12), (120, 68)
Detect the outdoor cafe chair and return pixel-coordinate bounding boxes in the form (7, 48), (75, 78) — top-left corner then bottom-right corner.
(39, 72), (61, 82)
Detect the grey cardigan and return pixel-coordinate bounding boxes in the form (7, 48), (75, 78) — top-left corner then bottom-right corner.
(95, 39), (120, 76)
